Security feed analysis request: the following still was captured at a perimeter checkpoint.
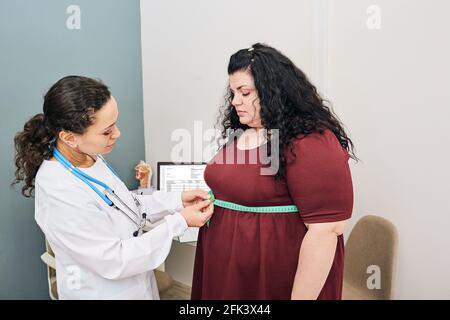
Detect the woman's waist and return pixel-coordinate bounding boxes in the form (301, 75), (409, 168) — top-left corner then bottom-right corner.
(208, 191), (298, 214)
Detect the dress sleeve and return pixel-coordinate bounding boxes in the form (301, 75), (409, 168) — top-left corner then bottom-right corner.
(285, 130), (353, 224)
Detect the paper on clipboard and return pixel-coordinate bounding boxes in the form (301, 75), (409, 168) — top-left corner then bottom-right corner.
(158, 162), (209, 244)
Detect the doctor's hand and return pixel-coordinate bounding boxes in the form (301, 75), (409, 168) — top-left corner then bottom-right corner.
(180, 199), (214, 227)
(181, 189), (211, 208)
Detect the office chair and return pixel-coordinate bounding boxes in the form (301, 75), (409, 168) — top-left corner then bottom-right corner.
(40, 239), (58, 300)
(342, 215), (399, 300)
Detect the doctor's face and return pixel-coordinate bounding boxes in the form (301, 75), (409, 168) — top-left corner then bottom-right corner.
(229, 70), (262, 128)
(75, 96), (121, 155)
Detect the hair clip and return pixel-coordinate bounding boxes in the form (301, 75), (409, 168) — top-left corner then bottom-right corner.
(248, 47), (254, 52)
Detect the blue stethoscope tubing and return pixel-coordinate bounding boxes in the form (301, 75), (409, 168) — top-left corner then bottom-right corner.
(53, 148), (115, 205)
(53, 147), (146, 236)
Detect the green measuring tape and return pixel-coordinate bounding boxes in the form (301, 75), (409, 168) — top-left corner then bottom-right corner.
(206, 190), (299, 227)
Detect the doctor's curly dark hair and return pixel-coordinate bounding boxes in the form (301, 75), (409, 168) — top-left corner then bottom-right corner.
(12, 76), (111, 197)
(217, 43), (357, 180)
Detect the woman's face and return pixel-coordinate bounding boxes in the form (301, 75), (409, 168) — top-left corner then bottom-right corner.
(75, 96), (121, 155)
(229, 70), (262, 128)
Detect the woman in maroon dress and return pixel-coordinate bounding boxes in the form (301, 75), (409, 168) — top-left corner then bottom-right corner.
(192, 43), (356, 300)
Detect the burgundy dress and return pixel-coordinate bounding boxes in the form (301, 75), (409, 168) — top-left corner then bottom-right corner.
(191, 129), (353, 300)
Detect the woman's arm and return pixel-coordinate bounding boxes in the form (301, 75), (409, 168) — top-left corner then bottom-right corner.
(291, 219), (349, 300)
(285, 132), (354, 299)
(133, 191), (184, 224)
(135, 189), (210, 224)
(40, 184), (189, 280)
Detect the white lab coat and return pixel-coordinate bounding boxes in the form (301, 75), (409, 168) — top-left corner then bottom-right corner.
(34, 157), (188, 300)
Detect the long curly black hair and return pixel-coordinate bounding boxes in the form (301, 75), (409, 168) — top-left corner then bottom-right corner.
(12, 75), (111, 197)
(217, 43), (357, 180)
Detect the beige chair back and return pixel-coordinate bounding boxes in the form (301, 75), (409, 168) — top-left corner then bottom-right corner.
(343, 215), (398, 300)
(40, 240), (58, 300)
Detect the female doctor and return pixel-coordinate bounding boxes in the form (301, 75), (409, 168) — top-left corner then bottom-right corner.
(12, 75), (213, 299)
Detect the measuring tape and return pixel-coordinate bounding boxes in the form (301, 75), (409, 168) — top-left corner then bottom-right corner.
(208, 190), (298, 213)
(206, 190), (299, 227)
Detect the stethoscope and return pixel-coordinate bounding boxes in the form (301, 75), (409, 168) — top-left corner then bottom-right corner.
(53, 147), (147, 237)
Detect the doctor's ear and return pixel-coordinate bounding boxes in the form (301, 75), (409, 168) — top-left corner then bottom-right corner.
(58, 130), (78, 148)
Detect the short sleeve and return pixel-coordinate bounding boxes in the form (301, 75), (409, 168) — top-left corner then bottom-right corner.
(285, 130), (353, 224)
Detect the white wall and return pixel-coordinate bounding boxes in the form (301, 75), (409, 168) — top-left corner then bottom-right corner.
(140, 0), (450, 298)
(326, 0), (450, 299)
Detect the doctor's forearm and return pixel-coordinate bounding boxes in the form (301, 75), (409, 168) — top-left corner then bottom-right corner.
(291, 230), (338, 300)
(138, 191), (183, 219)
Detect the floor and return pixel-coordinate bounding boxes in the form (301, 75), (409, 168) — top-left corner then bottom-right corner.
(160, 281), (192, 300)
